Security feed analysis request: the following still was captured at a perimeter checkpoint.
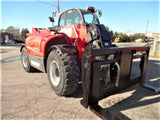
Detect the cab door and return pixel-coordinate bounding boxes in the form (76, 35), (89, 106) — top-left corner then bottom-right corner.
(59, 9), (83, 38)
(59, 9), (88, 60)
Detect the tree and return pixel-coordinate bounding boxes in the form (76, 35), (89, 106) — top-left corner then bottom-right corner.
(120, 33), (130, 42)
(102, 25), (147, 43)
(21, 28), (29, 39)
(129, 34), (135, 42)
(5, 26), (20, 39)
(0, 29), (5, 33)
(114, 32), (119, 37)
(105, 26), (115, 41)
(128, 33), (145, 42)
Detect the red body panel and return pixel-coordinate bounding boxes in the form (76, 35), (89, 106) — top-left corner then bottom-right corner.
(59, 23), (88, 60)
(25, 23), (88, 60)
(26, 28), (69, 57)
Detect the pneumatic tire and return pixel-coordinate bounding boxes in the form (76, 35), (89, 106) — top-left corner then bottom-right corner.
(21, 47), (36, 72)
(47, 49), (80, 96)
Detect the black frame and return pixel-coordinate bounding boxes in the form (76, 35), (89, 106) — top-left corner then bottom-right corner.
(80, 44), (160, 120)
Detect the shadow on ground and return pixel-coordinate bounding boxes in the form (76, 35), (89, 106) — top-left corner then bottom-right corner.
(0, 43), (22, 47)
(102, 59), (160, 120)
(104, 85), (159, 120)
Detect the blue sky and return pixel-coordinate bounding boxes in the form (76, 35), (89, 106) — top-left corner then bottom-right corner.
(1, 0), (159, 33)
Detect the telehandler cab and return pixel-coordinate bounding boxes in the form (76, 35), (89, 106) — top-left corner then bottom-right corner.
(21, 6), (159, 119)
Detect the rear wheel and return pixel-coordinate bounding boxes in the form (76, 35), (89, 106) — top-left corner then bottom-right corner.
(21, 47), (35, 72)
(47, 49), (80, 96)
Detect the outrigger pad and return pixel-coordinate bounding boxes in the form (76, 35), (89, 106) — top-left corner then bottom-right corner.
(80, 44), (157, 120)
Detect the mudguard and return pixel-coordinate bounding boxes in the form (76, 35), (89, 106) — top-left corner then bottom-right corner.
(20, 43), (26, 52)
(49, 44), (77, 54)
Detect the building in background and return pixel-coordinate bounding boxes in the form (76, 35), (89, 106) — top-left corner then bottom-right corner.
(0, 32), (13, 44)
(146, 33), (160, 38)
(146, 33), (160, 42)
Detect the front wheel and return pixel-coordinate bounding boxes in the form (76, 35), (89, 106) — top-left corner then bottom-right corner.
(47, 49), (80, 96)
(21, 47), (36, 72)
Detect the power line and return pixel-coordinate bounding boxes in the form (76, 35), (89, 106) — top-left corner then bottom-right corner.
(36, 0), (60, 13)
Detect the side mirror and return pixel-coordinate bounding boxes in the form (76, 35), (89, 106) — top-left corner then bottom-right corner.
(98, 10), (102, 17)
(49, 17), (55, 22)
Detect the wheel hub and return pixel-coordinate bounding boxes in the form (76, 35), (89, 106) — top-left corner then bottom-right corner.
(50, 60), (60, 86)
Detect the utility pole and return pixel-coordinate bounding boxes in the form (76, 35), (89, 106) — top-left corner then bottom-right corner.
(146, 21), (149, 36)
(57, 0), (60, 13)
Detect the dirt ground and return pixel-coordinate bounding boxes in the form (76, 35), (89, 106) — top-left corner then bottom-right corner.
(1, 44), (160, 120)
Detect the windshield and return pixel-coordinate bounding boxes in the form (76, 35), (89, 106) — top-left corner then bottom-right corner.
(83, 12), (99, 24)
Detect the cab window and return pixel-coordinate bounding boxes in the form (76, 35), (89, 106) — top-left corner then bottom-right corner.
(83, 13), (99, 24)
(59, 13), (65, 26)
(66, 9), (82, 26)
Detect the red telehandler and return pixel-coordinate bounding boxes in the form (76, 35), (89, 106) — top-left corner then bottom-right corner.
(21, 6), (159, 119)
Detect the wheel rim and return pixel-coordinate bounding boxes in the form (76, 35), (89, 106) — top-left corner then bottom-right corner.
(22, 53), (28, 68)
(50, 60), (60, 86)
